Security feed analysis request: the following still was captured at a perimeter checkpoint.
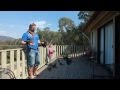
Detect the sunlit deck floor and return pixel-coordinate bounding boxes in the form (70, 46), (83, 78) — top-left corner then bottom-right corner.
(35, 56), (110, 79)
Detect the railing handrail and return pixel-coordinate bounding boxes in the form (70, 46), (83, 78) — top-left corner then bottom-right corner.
(0, 48), (23, 52)
(0, 45), (88, 79)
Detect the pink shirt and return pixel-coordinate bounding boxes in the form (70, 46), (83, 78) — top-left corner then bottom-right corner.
(47, 47), (54, 58)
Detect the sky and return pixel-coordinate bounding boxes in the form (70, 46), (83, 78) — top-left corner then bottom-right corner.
(0, 11), (80, 39)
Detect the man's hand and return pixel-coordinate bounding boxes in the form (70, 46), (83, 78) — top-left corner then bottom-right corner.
(29, 42), (34, 46)
(21, 40), (34, 46)
(21, 41), (27, 45)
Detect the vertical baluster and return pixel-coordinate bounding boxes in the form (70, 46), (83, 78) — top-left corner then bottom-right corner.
(77, 45), (78, 58)
(74, 45), (76, 58)
(79, 45), (80, 56)
(73, 45), (75, 58)
(44, 47), (46, 65)
(55, 45), (57, 58)
(17, 49), (20, 79)
(1, 51), (7, 79)
(40, 47), (43, 67)
(43, 47), (44, 66)
(60, 45), (62, 56)
(54, 45), (56, 59)
(82, 46), (83, 56)
(1, 51), (7, 68)
(56, 45), (58, 57)
(40, 47), (42, 68)
(65, 45), (71, 57)
(76, 45), (77, 58)
(78, 45), (79, 57)
(73, 45), (74, 58)
(58, 45), (60, 57)
(68, 45), (70, 58)
(57, 45), (58, 57)
(78, 45), (80, 56)
(61, 45), (62, 56)
(42, 47), (45, 65)
(63, 45), (65, 57)
(58, 45), (60, 56)
(79, 46), (81, 56)
(81, 46), (83, 56)
(10, 50), (15, 77)
(38, 47), (40, 68)
(70, 45), (73, 58)
(61, 45), (63, 56)
(58, 45), (59, 57)
(42, 47), (44, 66)
(22, 50), (26, 79)
(68, 45), (70, 57)
(71, 45), (73, 58)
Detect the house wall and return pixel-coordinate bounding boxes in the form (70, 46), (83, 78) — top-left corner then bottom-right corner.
(91, 30), (97, 52)
(86, 12), (118, 32)
(87, 11), (120, 76)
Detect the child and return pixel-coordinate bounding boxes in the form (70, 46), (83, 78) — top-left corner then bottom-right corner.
(46, 44), (55, 64)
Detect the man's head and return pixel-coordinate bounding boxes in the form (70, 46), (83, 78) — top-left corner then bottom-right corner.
(29, 23), (36, 32)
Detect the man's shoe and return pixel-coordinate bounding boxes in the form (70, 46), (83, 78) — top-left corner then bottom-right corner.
(28, 67), (34, 79)
(33, 66), (39, 76)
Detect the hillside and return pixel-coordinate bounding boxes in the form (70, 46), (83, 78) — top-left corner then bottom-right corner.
(0, 35), (15, 41)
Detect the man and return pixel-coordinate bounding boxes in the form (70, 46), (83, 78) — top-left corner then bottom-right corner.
(21, 23), (41, 79)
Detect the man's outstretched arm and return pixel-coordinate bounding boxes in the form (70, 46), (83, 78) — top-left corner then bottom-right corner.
(21, 40), (27, 45)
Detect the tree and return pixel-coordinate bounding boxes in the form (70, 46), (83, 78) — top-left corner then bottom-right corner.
(59, 17), (76, 32)
(78, 11), (93, 23)
(36, 27), (62, 45)
(58, 17), (76, 44)
(78, 11), (94, 46)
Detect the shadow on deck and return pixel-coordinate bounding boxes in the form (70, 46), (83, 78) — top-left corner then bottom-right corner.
(34, 56), (110, 79)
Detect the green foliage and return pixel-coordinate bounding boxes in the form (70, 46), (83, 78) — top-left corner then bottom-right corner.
(78, 11), (93, 23)
(78, 11), (93, 46)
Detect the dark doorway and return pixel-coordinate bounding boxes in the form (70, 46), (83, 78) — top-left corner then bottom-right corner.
(115, 15), (120, 77)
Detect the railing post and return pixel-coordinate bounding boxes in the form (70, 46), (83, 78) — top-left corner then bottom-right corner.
(16, 49), (20, 79)
(43, 47), (46, 65)
(62, 45), (64, 56)
(58, 45), (60, 56)
(41, 47), (43, 66)
(10, 50), (14, 76)
(73, 45), (75, 58)
(42, 47), (44, 66)
(62, 45), (65, 56)
(60, 45), (62, 56)
(76, 45), (77, 58)
(22, 50), (26, 79)
(74, 45), (76, 58)
(72, 45), (74, 58)
(1, 51), (7, 69)
(77, 45), (79, 58)
(56, 45), (58, 57)
(1, 51), (7, 79)
(39, 47), (42, 68)
(53, 45), (56, 59)
(81, 46), (84, 55)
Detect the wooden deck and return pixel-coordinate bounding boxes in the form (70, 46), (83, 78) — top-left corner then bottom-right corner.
(35, 57), (110, 79)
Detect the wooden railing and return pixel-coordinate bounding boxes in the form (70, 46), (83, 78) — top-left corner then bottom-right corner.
(0, 45), (86, 79)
